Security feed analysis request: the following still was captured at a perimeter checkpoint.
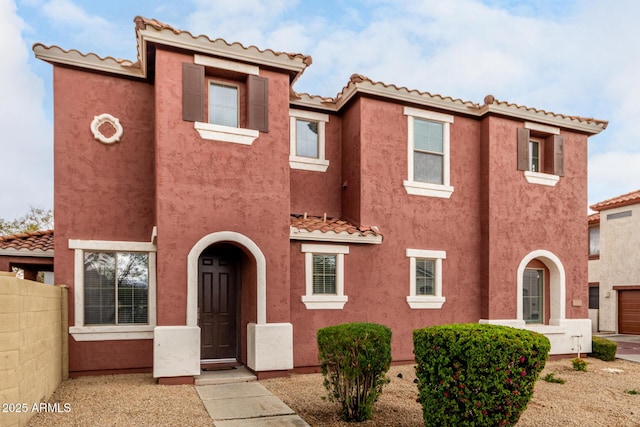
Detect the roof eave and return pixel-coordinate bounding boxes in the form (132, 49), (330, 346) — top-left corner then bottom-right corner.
(479, 103), (607, 135)
(138, 27), (308, 79)
(290, 227), (383, 244)
(32, 44), (144, 78)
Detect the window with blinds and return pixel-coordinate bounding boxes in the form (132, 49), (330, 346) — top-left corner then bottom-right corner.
(84, 252), (149, 325)
(415, 258), (435, 295)
(413, 119), (444, 185)
(209, 82), (239, 128)
(312, 254), (337, 294)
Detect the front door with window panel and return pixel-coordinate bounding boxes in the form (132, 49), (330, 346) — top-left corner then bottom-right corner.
(198, 248), (239, 360)
(523, 269), (543, 324)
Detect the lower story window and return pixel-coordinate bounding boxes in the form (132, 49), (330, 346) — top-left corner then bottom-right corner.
(301, 244), (348, 309)
(523, 269), (543, 324)
(406, 249), (446, 309)
(312, 254), (336, 294)
(84, 252), (149, 325)
(68, 239), (157, 341)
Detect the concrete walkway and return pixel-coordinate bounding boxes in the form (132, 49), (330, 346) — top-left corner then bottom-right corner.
(195, 368), (309, 426)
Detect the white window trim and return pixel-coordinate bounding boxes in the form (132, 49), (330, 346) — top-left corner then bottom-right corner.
(68, 239), (157, 341)
(194, 121), (259, 145)
(403, 106), (454, 198)
(289, 109), (330, 172)
(522, 122), (560, 186)
(300, 243), (348, 309)
(524, 171), (560, 186)
(406, 248), (446, 309)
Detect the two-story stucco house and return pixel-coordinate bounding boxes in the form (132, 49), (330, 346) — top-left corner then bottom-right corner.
(588, 190), (640, 334)
(33, 17), (607, 383)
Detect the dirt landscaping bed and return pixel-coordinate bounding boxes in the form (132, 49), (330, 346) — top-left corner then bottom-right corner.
(262, 357), (640, 426)
(26, 357), (640, 426)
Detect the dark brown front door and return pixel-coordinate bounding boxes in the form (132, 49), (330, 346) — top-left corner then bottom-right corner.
(198, 249), (239, 360)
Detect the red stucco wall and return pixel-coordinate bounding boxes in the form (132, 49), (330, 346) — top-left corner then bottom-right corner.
(290, 114), (342, 217)
(152, 48), (292, 327)
(52, 66), (155, 373)
(481, 116), (589, 320)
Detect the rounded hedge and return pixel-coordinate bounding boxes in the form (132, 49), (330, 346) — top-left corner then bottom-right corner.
(591, 336), (617, 361)
(317, 322), (392, 421)
(413, 323), (550, 427)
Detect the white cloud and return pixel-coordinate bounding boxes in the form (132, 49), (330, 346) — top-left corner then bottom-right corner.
(0, 0), (52, 219)
(588, 151), (640, 206)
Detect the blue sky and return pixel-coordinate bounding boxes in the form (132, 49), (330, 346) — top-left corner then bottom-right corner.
(2, 0), (639, 220)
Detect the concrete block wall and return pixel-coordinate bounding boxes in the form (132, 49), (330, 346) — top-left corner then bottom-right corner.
(0, 273), (68, 427)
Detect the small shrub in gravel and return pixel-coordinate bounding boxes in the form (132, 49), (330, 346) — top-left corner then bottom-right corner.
(317, 322), (391, 422)
(591, 336), (617, 361)
(413, 323), (550, 427)
(542, 372), (565, 384)
(572, 357), (588, 371)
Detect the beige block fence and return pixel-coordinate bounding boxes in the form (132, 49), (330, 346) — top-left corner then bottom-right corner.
(0, 272), (68, 427)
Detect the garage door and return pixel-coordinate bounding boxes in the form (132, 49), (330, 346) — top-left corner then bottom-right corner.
(618, 290), (640, 334)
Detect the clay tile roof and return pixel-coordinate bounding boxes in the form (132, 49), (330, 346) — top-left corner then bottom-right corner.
(133, 16), (312, 66)
(588, 213), (600, 225)
(481, 94), (608, 129)
(589, 189), (640, 211)
(290, 214), (382, 243)
(0, 230), (54, 252)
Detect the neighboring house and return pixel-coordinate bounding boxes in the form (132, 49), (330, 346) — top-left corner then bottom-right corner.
(0, 230), (54, 283)
(588, 189), (640, 334)
(33, 16), (607, 382)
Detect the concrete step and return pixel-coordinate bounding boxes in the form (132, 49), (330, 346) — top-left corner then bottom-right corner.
(194, 366), (257, 385)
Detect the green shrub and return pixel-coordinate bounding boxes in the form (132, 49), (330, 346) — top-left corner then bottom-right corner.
(571, 357), (588, 371)
(542, 372), (565, 384)
(317, 322), (392, 421)
(413, 323), (550, 427)
(626, 389), (639, 395)
(591, 336), (617, 361)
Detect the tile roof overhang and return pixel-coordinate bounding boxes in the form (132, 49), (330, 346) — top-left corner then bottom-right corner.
(588, 213), (600, 225)
(33, 16), (311, 84)
(290, 214), (382, 244)
(590, 189), (640, 211)
(32, 16), (607, 136)
(291, 75), (608, 136)
(0, 230), (54, 258)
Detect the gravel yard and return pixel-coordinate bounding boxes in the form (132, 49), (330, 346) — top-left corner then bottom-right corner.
(26, 357), (640, 426)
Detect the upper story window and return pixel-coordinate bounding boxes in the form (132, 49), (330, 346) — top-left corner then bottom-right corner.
(182, 56), (268, 145)
(289, 109), (330, 172)
(403, 107), (454, 198)
(209, 82), (238, 128)
(406, 248), (446, 309)
(589, 226), (600, 258)
(517, 122), (564, 187)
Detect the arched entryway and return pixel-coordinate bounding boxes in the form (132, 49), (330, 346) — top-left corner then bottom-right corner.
(187, 231), (267, 364)
(516, 249), (566, 324)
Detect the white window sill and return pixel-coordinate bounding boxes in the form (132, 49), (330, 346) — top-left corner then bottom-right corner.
(403, 181), (454, 198)
(406, 296), (445, 309)
(194, 122), (259, 145)
(289, 156), (329, 172)
(524, 171), (559, 187)
(301, 295), (348, 309)
(70, 325), (154, 341)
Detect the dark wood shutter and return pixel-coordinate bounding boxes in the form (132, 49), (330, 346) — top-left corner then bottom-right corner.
(517, 128), (530, 171)
(553, 135), (564, 176)
(182, 63), (204, 122)
(247, 75), (268, 132)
